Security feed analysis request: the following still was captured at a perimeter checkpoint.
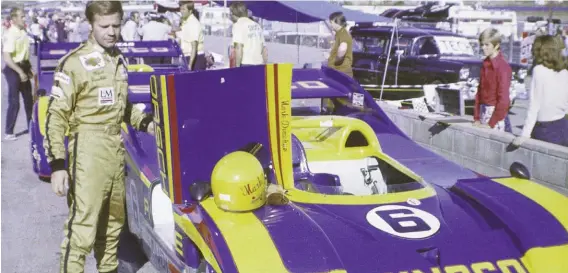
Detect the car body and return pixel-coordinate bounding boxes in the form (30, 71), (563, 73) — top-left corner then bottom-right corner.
(29, 40), (188, 181)
(350, 22), (527, 110)
(122, 64), (568, 273)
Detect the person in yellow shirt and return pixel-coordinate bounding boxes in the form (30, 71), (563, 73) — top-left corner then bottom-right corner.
(2, 7), (33, 140)
(327, 11), (353, 78)
(178, 1), (206, 71)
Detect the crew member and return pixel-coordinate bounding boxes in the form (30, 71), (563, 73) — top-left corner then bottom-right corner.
(178, 1), (206, 71)
(327, 11), (353, 78)
(2, 7), (33, 141)
(121, 11), (140, 41)
(43, 2), (154, 272)
(229, 1), (267, 67)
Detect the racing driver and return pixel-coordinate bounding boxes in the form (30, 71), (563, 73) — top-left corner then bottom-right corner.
(43, 1), (154, 273)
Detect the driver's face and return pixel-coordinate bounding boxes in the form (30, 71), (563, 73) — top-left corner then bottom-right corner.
(481, 41), (498, 57)
(91, 13), (121, 49)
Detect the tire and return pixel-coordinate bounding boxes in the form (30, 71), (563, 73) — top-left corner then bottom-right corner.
(117, 221), (148, 273)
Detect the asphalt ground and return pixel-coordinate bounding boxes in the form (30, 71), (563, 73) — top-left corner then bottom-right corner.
(0, 38), (530, 273)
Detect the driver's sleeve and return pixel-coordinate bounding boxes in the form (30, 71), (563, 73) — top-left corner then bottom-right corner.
(44, 60), (81, 172)
(123, 98), (153, 132)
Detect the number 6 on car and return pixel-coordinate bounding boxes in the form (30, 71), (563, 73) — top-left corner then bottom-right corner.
(366, 205), (441, 239)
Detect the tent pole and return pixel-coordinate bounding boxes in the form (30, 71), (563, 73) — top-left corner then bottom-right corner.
(223, 0), (227, 38)
(380, 19), (398, 101)
(296, 13), (300, 65)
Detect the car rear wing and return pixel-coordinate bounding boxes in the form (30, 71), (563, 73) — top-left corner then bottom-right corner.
(37, 40), (184, 73)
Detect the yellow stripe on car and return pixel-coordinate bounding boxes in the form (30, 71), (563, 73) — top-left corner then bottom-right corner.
(494, 178), (568, 232)
(201, 198), (289, 273)
(159, 75), (176, 200)
(174, 213), (223, 273)
(494, 178), (568, 272)
(521, 244), (568, 273)
(287, 187), (435, 205)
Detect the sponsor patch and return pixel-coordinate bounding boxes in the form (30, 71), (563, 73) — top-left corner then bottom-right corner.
(50, 86), (64, 99)
(79, 52), (105, 71)
(54, 72), (70, 85)
(98, 87), (115, 106)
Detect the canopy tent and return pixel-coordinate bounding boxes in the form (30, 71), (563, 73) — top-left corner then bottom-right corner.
(213, 0), (392, 23)
(212, 1), (400, 100)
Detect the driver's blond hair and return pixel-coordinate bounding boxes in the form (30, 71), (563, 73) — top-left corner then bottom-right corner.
(479, 28), (502, 50)
(85, 1), (123, 24)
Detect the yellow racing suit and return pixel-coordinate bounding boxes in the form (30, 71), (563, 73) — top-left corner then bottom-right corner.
(43, 39), (153, 273)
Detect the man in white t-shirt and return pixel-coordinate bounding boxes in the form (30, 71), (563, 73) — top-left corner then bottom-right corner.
(229, 2), (267, 67)
(140, 14), (171, 41)
(177, 1), (206, 71)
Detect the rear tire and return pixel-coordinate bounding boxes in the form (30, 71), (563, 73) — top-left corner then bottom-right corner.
(117, 221), (148, 273)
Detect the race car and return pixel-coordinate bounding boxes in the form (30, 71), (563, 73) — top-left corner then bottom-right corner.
(121, 64), (568, 273)
(29, 40), (188, 181)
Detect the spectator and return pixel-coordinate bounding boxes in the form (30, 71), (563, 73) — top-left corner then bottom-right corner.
(229, 1), (266, 67)
(29, 17), (43, 42)
(473, 28), (512, 132)
(121, 11), (141, 41)
(512, 35), (568, 147)
(47, 24), (58, 42)
(54, 15), (67, 42)
(327, 11), (353, 78)
(67, 16), (82, 42)
(77, 17), (91, 42)
(2, 7), (33, 141)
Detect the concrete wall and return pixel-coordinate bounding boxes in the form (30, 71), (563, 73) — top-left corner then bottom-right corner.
(378, 102), (568, 195)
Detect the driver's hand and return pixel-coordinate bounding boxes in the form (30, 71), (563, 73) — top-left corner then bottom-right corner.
(51, 170), (69, 197)
(147, 121), (155, 136)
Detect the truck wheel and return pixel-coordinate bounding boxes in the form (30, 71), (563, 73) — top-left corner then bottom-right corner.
(117, 221), (148, 273)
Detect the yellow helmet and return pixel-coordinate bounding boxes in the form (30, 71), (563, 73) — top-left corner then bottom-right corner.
(211, 151), (267, 212)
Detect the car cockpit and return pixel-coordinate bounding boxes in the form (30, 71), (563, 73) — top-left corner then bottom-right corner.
(289, 115), (423, 196)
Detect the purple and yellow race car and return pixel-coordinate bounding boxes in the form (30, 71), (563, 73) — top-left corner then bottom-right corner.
(29, 40), (188, 181)
(120, 64), (568, 273)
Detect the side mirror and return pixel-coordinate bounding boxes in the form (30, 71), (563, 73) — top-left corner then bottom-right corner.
(394, 49), (405, 56)
(510, 162), (531, 180)
(189, 182), (212, 202)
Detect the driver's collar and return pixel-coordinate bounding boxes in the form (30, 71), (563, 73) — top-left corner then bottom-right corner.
(87, 38), (118, 56)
